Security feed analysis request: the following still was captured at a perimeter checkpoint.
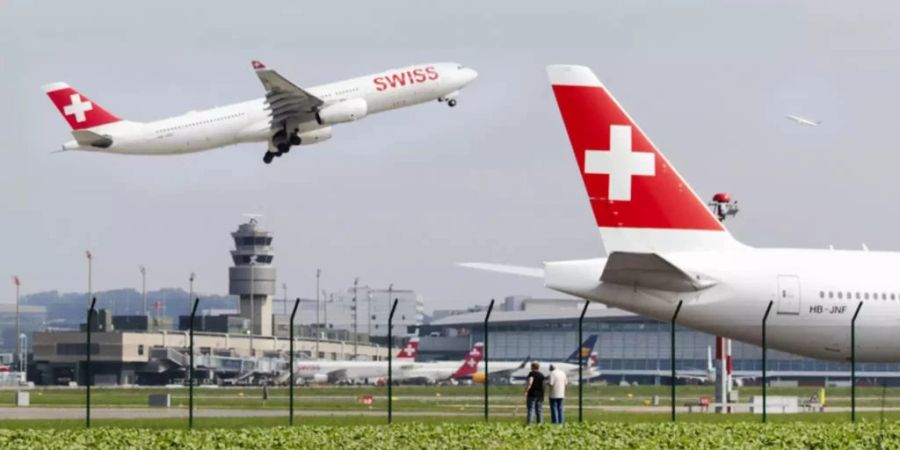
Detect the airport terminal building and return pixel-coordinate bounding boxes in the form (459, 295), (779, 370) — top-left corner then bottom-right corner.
(421, 297), (900, 385)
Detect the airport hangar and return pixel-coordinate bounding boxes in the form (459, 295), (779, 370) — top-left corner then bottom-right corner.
(419, 296), (900, 385)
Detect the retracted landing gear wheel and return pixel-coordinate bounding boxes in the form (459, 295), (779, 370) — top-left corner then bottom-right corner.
(448, 99), (457, 107)
(263, 153), (274, 164)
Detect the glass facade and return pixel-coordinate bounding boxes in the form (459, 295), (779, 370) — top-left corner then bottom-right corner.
(460, 316), (893, 378)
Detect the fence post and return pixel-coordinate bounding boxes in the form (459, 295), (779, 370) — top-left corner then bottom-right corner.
(387, 298), (399, 424)
(484, 299), (495, 422)
(188, 297), (199, 429)
(289, 298), (300, 426)
(851, 301), (863, 422)
(761, 300), (774, 423)
(578, 300), (590, 422)
(86, 297), (96, 429)
(670, 300), (683, 422)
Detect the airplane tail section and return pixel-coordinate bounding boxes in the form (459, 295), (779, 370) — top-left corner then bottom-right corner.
(451, 342), (484, 379)
(396, 337), (419, 361)
(546, 65), (743, 254)
(43, 82), (122, 130)
(565, 334), (598, 365)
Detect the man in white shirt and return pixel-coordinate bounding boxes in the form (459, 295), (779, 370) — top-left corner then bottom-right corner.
(548, 364), (568, 424)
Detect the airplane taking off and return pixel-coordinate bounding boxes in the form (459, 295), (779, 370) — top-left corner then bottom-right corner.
(786, 114), (821, 126)
(466, 65), (900, 363)
(43, 61), (477, 164)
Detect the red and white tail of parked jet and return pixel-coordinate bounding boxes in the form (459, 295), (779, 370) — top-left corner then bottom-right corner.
(43, 61), (477, 164)
(466, 65), (900, 363)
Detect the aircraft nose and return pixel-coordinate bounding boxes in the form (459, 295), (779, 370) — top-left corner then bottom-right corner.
(459, 67), (478, 85)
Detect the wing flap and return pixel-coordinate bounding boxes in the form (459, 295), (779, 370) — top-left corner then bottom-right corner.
(600, 252), (715, 292)
(252, 60), (324, 130)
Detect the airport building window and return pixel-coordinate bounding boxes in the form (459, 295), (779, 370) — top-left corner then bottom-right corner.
(838, 292), (843, 299)
(138, 345), (144, 356)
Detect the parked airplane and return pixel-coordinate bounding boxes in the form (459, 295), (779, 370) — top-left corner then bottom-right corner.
(295, 337), (420, 384)
(43, 61), (477, 164)
(466, 64), (900, 363)
(786, 114), (821, 126)
(399, 342), (486, 384)
(486, 335), (601, 382)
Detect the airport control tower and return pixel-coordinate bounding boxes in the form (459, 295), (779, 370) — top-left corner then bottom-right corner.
(228, 217), (276, 338)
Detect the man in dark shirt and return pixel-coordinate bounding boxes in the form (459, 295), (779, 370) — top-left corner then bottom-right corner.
(525, 362), (545, 424)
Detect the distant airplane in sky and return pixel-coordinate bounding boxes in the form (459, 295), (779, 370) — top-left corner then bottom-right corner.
(786, 114), (821, 126)
(44, 61), (477, 164)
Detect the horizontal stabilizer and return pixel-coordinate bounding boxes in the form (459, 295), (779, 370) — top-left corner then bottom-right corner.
(72, 130), (113, 148)
(458, 263), (544, 278)
(600, 252), (715, 292)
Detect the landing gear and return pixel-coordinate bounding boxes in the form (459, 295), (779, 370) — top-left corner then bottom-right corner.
(263, 152), (274, 164)
(448, 99), (457, 107)
(289, 134), (301, 146)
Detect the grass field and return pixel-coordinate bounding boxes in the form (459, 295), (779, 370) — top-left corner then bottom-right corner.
(2, 384), (899, 410)
(3, 385), (900, 448)
(1, 422), (898, 449)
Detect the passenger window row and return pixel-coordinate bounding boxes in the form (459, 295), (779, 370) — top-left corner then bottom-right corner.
(819, 291), (896, 301)
(155, 112), (245, 133)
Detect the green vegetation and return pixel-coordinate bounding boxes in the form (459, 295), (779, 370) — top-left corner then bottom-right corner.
(1, 422), (898, 449)
(2, 384), (898, 410)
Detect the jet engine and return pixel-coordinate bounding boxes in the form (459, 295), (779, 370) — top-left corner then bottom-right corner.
(312, 373), (329, 384)
(316, 98), (368, 125)
(296, 127), (333, 145)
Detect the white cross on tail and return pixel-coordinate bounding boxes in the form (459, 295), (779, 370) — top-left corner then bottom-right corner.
(584, 125), (655, 201)
(63, 94), (93, 123)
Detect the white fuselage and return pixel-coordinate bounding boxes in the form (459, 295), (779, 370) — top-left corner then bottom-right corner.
(63, 63), (476, 154)
(546, 247), (900, 362)
(295, 359), (415, 383)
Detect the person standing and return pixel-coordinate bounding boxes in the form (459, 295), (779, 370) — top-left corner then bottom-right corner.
(525, 362), (545, 424)
(548, 364), (568, 424)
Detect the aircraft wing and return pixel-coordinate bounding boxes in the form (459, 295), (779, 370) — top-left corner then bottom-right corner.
(600, 252), (716, 292)
(458, 263), (544, 278)
(252, 60), (324, 130)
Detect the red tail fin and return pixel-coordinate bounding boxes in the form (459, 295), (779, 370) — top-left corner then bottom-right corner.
(547, 65), (740, 253)
(396, 337), (419, 360)
(452, 342), (484, 379)
(43, 82), (121, 130)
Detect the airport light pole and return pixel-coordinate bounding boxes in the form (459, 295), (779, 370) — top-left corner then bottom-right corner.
(19, 334), (27, 375)
(249, 256), (257, 356)
(86, 250), (93, 309)
(367, 290), (373, 341)
(315, 269), (321, 357)
(139, 265), (147, 316)
(353, 277), (359, 359)
(12, 276), (21, 375)
(387, 284), (393, 347)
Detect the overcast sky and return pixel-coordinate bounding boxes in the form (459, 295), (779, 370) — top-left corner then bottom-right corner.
(3, 0), (900, 311)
